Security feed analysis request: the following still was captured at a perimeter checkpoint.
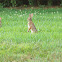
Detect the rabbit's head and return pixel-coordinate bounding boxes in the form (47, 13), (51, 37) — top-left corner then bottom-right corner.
(27, 13), (33, 21)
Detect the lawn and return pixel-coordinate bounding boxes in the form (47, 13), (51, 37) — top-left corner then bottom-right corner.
(0, 7), (62, 62)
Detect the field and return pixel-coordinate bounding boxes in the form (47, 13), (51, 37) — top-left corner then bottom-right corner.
(0, 7), (62, 62)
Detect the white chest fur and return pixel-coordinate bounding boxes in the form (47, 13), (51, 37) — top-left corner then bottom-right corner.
(28, 24), (30, 28)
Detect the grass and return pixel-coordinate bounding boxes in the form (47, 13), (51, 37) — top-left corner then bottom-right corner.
(0, 7), (62, 62)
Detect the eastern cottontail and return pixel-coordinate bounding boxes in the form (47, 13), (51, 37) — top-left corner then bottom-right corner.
(27, 13), (37, 33)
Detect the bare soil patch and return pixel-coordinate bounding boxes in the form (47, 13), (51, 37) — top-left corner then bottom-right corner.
(5, 6), (62, 10)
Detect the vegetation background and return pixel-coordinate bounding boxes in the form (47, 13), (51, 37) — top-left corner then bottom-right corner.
(0, 0), (62, 62)
(0, 0), (62, 7)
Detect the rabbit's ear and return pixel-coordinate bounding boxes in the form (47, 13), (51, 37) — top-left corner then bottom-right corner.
(31, 13), (33, 17)
(29, 13), (33, 18)
(0, 17), (1, 20)
(29, 14), (31, 17)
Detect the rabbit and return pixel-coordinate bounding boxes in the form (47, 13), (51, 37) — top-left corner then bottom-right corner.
(27, 13), (37, 33)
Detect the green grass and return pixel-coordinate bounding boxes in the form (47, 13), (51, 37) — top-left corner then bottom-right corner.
(0, 8), (62, 62)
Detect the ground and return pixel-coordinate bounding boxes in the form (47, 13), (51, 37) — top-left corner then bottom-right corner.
(0, 6), (62, 62)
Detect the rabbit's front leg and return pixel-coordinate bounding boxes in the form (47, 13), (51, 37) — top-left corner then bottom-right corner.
(27, 27), (31, 32)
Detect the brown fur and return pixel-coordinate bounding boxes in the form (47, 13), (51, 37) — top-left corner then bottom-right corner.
(27, 13), (37, 33)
